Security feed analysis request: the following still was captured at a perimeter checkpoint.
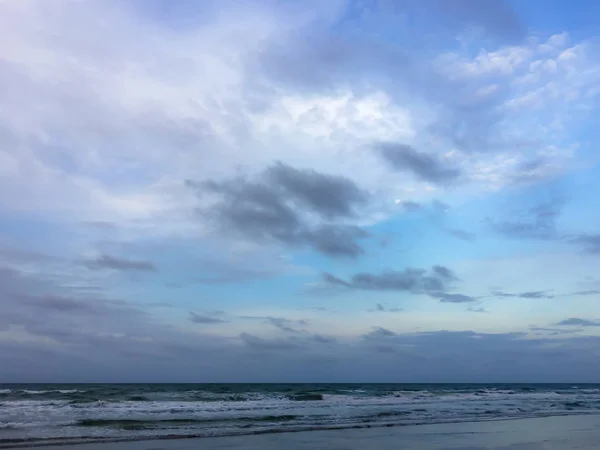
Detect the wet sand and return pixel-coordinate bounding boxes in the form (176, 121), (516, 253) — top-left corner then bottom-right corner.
(8, 414), (600, 450)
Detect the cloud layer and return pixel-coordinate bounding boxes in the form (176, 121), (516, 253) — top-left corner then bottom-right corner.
(0, 0), (600, 381)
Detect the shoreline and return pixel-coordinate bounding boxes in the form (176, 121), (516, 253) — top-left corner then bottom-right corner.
(3, 413), (600, 449)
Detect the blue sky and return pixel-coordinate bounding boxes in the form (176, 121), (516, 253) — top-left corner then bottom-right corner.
(1, 0), (600, 382)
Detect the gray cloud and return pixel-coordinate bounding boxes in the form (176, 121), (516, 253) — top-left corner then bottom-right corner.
(487, 201), (562, 240)
(555, 318), (600, 327)
(265, 163), (368, 219)
(370, 303), (403, 313)
(377, 143), (461, 184)
(324, 266), (478, 304)
(189, 312), (228, 324)
(529, 326), (582, 335)
(363, 327), (397, 340)
(468, 307), (488, 313)
(188, 163), (370, 258)
(430, 292), (477, 303)
(491, 290), (554, 299)
(252, 1), (528, 159)
(84, 255), (157, 272)
(324, 265), (456, 293)
(265, 317), (307, 333)
(239, 315), (309, 334)
(311, 334), (337, 344)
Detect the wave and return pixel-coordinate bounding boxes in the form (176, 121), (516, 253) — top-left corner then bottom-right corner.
(2, 383), (600, 446)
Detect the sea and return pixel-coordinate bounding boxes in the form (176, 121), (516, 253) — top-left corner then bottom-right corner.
(1, 383), (600, 447)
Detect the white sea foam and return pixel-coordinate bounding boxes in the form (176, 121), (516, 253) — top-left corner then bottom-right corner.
(2, 385), (600, 445)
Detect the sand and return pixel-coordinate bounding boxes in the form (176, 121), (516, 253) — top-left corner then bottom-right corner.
(7, 415), (600, 450)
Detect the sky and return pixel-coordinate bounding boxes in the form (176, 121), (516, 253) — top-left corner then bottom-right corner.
(1, 0), (600, 383)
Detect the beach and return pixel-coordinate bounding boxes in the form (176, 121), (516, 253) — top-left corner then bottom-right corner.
(7, 415), (600, 450)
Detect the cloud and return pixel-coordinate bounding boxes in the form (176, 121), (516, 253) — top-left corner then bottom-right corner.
(323, 266), (473, 303)
(188, 162), (370, 258)
(189, 312), (228, 324)
(430, 292), (477, 303)
(487, 201), (563, 240)
(370, 303), (403, 313)
(571, 290), (600, 296)
(311, 334), (336, 344)
(529, 326), (582, 335)
(555, 318), (600, 327)
(239, 315), (309, 333)
(239, 332), (299, 350)
(571, 234), (600, 254)
(363, 327), (397, 340)
(265, 163), (368, 219)
(323, 265), (457, 293)
(83, 255), (157, 272)
(377, 143), (461, 184)
(265, 317), (307, 333)
(491, 290), (554, 299)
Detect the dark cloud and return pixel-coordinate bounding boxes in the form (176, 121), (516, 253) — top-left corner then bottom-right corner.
(491, 290), (554, 299)
(187, 163), (370, 258)
(487, 201), (562, 240)
(324, 265), (456, 292)
(363, 327), (397, 340)
(189, 312), (228, 324)
(555, 318), (600, 327)
(311, 334), (336, 344)
(239, 315), (309, 333)
(84, 254), (157, 272)
(324, 266), (469, 303)
(430, 292), (477, 303)
(265, 163), (368, 219)
(300, 225), (369, 258)
(521, 291), (554, 299)
(377, 143), (461, 184)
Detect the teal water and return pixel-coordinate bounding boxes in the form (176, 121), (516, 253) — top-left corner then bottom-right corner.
(1, 383), (600, 446)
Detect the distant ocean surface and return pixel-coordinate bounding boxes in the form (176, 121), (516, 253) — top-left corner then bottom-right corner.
(2, 383), (600, 447)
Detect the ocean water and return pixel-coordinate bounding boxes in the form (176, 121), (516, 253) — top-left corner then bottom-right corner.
(1, 383), (600, 447)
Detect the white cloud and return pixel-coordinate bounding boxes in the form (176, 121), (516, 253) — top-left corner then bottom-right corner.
(0, 1), (597, 246)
